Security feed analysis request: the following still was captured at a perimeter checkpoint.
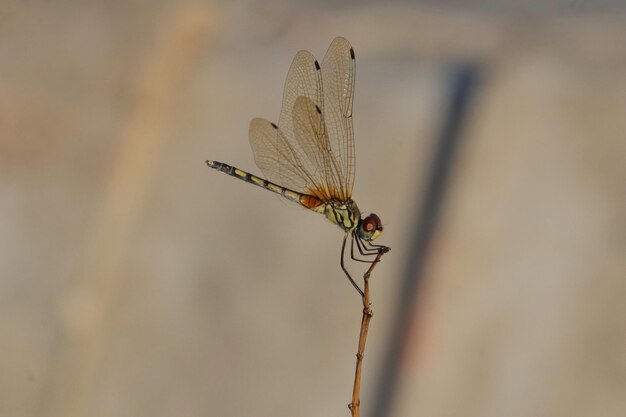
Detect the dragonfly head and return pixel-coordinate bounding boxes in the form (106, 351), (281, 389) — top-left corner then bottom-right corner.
(356, 213), (383, 241)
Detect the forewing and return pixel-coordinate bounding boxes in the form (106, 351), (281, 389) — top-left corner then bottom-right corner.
(321, 37), (356, 200)
(278, 50), (323, 146)
(249, 38), (356, 202)
(251, 47), (332, 199)
(291, 96), (344, 201)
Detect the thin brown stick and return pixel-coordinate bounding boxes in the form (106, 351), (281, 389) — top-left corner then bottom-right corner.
(349, 247), (389, 417)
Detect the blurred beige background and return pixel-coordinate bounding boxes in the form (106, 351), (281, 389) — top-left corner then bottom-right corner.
(1, 1), (625, 417)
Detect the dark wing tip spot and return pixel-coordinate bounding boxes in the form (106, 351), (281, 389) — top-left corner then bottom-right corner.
(349, 48), (355, 59)
(270, 122), (278, 129)
(314, 60), (320, 70)
(315, 105), (321, 114)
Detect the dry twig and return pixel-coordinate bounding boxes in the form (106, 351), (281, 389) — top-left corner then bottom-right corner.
(348, 246), (390, 417)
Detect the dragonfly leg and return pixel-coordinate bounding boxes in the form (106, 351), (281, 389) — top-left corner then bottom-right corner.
(355, 234), (382, 256)
(351, 233), (380, 263)
(341, 233), (364, 297)
(360, 236), (390, 254)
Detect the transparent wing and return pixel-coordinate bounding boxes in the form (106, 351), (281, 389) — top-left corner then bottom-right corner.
(249, 118), (325, 198)
(291, 96), (344, 201)
(249, 37), (356, 202)
(320, 37), (356, 200)
(278, 50), (323, 149)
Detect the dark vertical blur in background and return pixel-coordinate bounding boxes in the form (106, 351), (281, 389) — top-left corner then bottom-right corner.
(1, 2), (625, 417)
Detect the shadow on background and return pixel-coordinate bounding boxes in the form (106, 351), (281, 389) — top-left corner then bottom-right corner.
(372, 65), (481, 417)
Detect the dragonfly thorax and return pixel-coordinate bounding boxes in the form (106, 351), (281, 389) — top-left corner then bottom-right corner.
(323, 199), (361, 232)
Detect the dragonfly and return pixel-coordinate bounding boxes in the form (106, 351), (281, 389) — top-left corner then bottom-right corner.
(206, 37), (389, 296)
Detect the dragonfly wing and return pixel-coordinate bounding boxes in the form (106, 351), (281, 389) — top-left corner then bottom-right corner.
(249, 38), (356, 203)
(278, 50), (323, 149)
(321, 37), (356, 201)
(291, 95), (342, 201)
(249, 118), (320, 195)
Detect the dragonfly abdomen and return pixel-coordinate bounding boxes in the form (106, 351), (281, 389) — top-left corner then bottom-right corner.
(206, 160), (324, 210)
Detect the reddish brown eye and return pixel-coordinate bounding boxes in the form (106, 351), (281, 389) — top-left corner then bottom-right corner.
(362, 214), (379, 232)
(357, 213), (383, 241)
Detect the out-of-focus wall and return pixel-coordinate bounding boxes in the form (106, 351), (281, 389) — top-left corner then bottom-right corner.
(0, 2), (624, 417)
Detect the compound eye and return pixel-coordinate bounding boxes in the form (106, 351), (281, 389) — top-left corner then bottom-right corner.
(357, 213), (383, 241)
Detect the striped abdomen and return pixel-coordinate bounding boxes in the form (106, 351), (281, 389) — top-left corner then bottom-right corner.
(206, 160), (323, 211)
